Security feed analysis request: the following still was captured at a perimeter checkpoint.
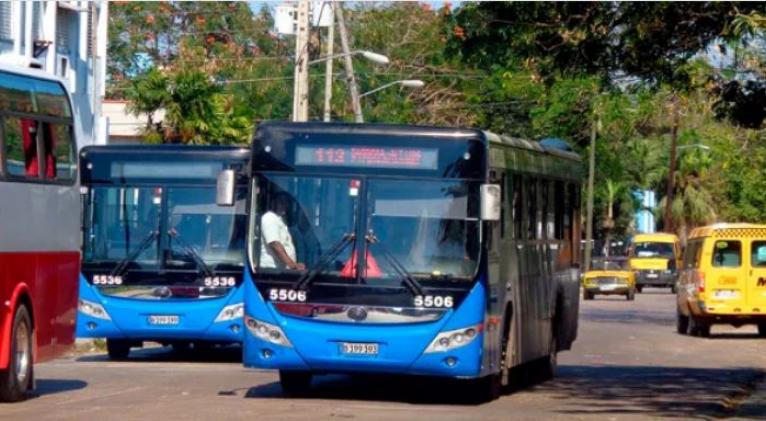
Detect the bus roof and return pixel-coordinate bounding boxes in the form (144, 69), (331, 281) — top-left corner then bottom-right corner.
(632, 232), (679, 243)
(689, 223), (766, 239)
(80, 144), (250, 161)
(0, 62), (68, 84)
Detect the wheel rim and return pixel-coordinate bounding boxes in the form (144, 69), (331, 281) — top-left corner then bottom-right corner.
(14, 320), (30, 385)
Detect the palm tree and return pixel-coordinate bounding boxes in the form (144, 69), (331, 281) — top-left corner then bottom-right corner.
(658, 147), (716, 242)
(601, 179), (626, 256)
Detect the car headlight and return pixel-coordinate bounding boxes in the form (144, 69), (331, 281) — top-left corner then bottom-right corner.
(424, 324), (482, 354)
(215, 303), (244, 322)
(244, 315), (292, 347)
(78, 299), (111, 320)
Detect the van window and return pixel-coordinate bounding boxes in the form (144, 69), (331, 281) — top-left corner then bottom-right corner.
(751, 241), (766, 267)
(712, 240), (741, 268)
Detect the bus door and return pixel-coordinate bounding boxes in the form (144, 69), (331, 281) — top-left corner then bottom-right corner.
(746, 239), (766, 309)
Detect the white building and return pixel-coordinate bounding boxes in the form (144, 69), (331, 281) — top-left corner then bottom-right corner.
(0, 1), (109, 147)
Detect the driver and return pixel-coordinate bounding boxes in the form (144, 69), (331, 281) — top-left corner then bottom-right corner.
(260, 192), (306, 271)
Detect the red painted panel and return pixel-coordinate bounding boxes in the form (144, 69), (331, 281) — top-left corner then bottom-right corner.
(0, 251), (79, 368)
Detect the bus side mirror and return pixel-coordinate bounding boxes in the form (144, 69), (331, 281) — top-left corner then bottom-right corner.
(480, 184), (501, 221)
(216, 169), (236, 207)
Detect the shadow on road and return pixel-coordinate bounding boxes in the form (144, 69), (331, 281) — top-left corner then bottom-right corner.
(76, 344), (242, 364)
(29, 379), (88, 398)
(536, 365), (764, 419)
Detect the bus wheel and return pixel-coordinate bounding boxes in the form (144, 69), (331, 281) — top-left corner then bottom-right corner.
(0, 305), (33, 402)
(676, 307), (690, 335)
(688, 317), (710, 337)
(469, 373), (502, 403)
(538, 335), (558, 382)
(106, 339), (131, 360)
(279, 370), (312, 397)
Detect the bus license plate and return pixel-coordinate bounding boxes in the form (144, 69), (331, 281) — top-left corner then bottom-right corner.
(340, 342), (378, 356)
(148, 315), (180, 325)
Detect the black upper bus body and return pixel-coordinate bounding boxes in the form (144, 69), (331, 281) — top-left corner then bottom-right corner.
(80, 145), (250, 300)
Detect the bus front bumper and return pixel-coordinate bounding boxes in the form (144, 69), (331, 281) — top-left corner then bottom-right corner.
(76, 275), (244, 343)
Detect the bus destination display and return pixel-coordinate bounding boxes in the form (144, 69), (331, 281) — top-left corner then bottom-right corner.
(295, 145), (439, 170)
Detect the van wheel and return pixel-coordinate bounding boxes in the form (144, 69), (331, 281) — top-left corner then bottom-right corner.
(583, 291), (594, 300)
(626, 289), (636, 301)
(106, 339), (131, 360)
(757, 323), (766, 338)
(670, 285), (676, 294)
(676, 307), (690, 335)
(688, 316), (710, 337)
(279, 370), (312, 397)
(0, 305), (33, 402)
(636, 285), (643, 293)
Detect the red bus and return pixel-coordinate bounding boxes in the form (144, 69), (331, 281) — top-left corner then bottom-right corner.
(0, 64), (80, 401)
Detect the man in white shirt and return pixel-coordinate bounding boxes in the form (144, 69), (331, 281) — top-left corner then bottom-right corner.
(260, 193), (306, 271)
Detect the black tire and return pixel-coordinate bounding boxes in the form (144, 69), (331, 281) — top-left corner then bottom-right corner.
(106, 339), (131, 360)
(688, 316), (711, 337)
(279, 370), (312, 396)
(670, 285), (677, 294)
(583, 291), (594, 300)
(171, 341), (192, 355)
(636, 285), (643, 293)
(0, 305), (33, 402)
(758, 323), (766, 338)
(626, 289), (636, 301)
(676, 307), (690, 335)
(469, 374), (502, 403)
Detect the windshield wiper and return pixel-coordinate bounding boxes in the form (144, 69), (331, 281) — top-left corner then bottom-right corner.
(167, 229), (214, 277)
(366, 232), (424, 296)
(293, 233), (355, 291)
(111, 230), (159, 277)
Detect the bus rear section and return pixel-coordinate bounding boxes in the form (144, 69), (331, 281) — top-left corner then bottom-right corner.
(76, 146), (249, 358)
(677, 224), (766, 337)
(0, 65), (80, 401)
(242, 122), (582, 401)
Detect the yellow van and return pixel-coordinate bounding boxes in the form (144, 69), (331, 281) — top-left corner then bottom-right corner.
(628, 233), (681, 293)
(676, 223), (766, 337)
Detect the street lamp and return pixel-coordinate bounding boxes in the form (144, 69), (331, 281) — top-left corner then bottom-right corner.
(308, 50), (390, 66)
(359, 80), (425, 98)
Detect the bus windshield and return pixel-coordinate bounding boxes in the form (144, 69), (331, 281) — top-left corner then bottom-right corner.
(632, 241), (674, 258)
(254, 175), (480, 283)
(84, 186), (246, 271)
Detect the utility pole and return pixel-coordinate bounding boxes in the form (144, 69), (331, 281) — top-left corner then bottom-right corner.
(292, 0), (310, 122)
(322, 2), (335, 122)
(584, 115), (598, 272)
(335, 4), (364, 123)
(664, 94), (679, 234)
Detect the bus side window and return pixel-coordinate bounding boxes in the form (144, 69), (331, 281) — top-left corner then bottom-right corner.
(3, 117), (39, 178)
(42, 122), (76, 182)
(554, 181), (565, 240)
(527, 178), (537, 240)
(512, 175), (522, 239)
(544, 179), (555, 239)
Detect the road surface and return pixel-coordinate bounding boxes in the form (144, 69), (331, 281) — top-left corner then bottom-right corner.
(2, 289), (765, 420)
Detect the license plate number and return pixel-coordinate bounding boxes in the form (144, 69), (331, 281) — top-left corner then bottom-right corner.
(341, 342), (379, 356)
(646, 273), (659, 279)
(600, 285), (617, 291)
(714, 290), (738, 299)
(148, 315), (179, 325)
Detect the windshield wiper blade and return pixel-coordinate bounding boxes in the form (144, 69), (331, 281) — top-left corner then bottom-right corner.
(111, 230), (159, 277)
(366, 232), (424, 296)
(167, 229), (214, 277)
(293, 233), (355, 291)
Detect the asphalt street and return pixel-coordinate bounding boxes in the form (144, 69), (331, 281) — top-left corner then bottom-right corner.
(2, 288), (765, 420)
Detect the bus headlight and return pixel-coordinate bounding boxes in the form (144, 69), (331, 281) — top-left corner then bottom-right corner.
(78, 299), (111, 321)
(215, 303), (244, 322)
(424, 324), (481, 353)
(244, 316), (292, 347)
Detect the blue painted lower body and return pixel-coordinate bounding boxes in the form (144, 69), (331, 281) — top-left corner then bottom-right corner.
(76, 275), (243, 344)
(242, 273), (488, 379)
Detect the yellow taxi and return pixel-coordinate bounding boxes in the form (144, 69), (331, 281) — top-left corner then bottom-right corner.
(582, 257), (636, 300)
(628, 233), (681, 293)
(677, 223), (766, 337)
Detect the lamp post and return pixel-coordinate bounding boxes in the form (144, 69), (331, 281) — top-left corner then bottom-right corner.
(359, 80), (425, 98)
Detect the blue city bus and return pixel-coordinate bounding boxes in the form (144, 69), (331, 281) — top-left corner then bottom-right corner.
(237, 122), (582, 401)
(77, 145), (249, 359)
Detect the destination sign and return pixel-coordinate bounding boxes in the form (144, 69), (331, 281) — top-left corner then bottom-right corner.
(295, 146), (439, 170)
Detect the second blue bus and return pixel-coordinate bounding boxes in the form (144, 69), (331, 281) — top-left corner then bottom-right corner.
(77, 145), (249, 359)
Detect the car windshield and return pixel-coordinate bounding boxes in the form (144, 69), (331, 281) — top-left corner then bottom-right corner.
(253, 175), (480, 283)
(84, 186), (246, 271)
(591, 259), (628, 271)
(632, 241), (674, 258)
